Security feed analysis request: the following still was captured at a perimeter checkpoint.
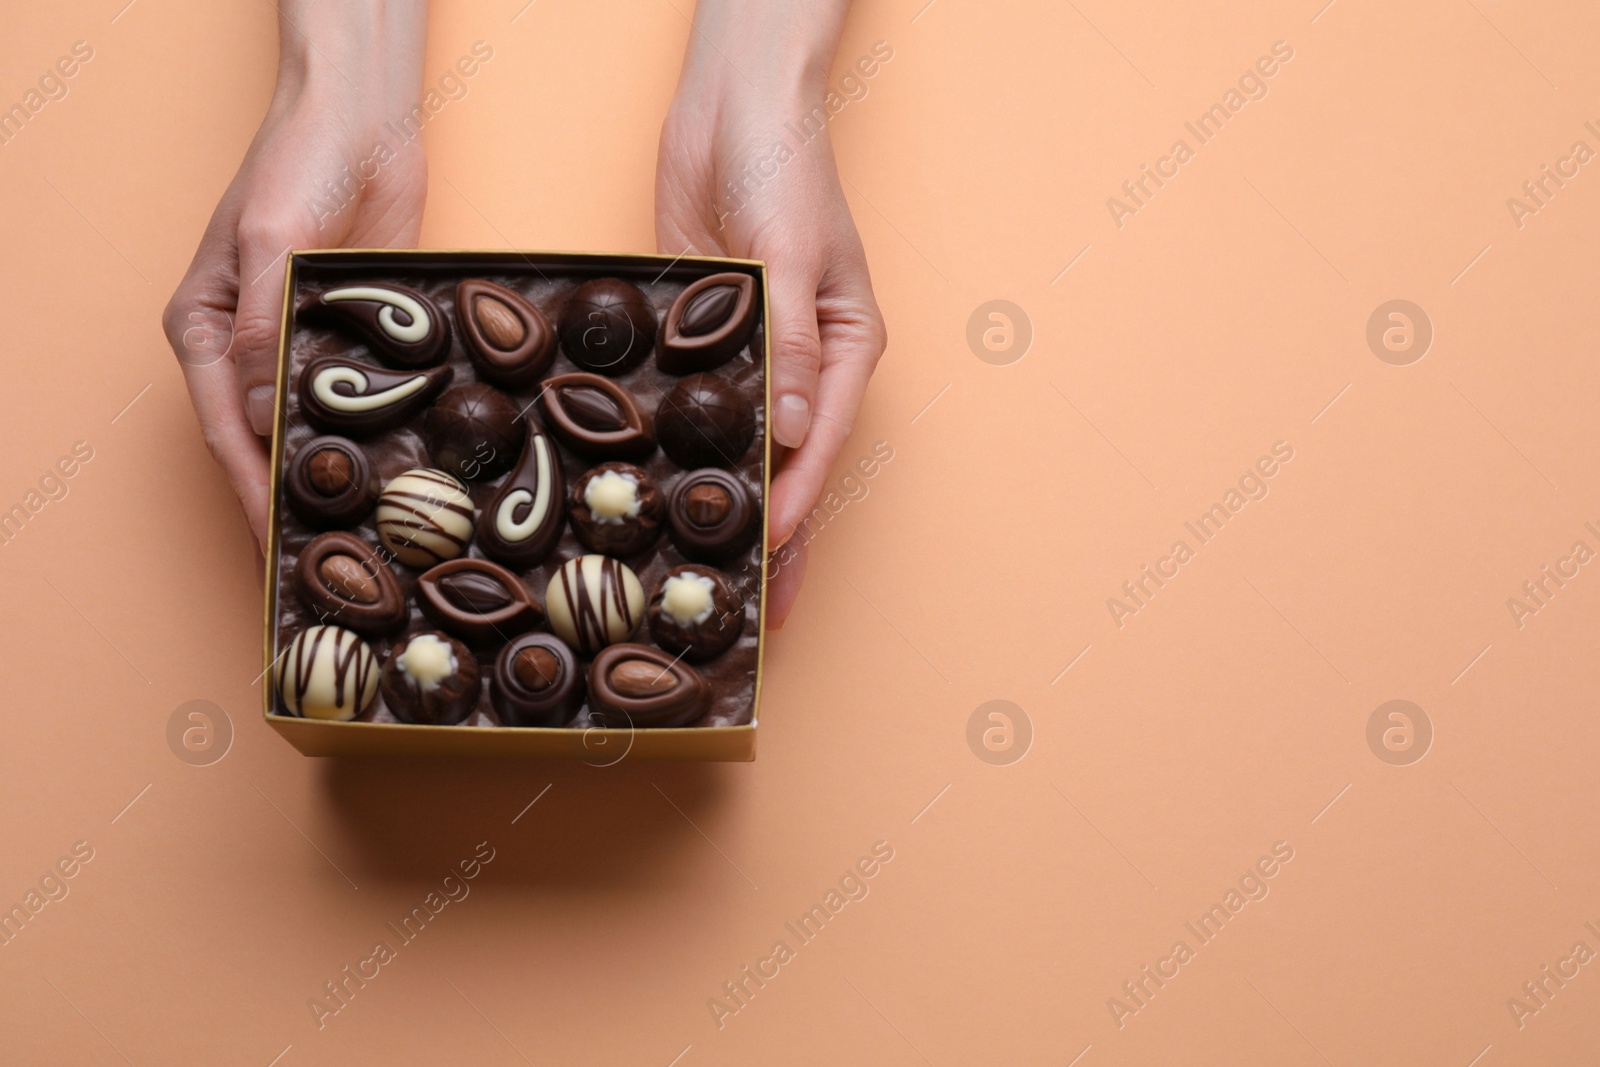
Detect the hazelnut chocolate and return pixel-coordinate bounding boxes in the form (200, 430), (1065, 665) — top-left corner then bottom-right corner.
(301, 283), (452, 367)
(416, 557), (544, 646)
(491, 633), (583, 727)
(277, 625), (379, 720)
(455, 278), (555, 388)
(291, 531), (406, 633)
(659, 272), (757, 374)
(647, 564), (744, 662)
(380, 631), (481, 725)
(569, 462), (664, 557)
(477, 428), (566, 568)
(558, 278), (657, 374)
(666, 468), (760, 562)
(656, 372), (756, 469)
(284, 435), (376, 528)
(422, 382), (526, 481)
(299, 356), (453, 437)
(587, 643), (710, 728)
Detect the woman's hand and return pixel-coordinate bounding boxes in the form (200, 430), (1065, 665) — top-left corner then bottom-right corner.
(162, 1), (429, 553)
(655, 2), (888, 628)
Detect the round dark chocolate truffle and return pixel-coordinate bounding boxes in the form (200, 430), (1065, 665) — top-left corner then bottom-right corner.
(423, 383), (526, 481)
(492, 633), (584, 727)
(569, 462), (665, 557)
(558, 278), (657, 375)
(379, 631), (481, 725)
(655, 373), (755, 469)
(666, 468), (760, 562)
(647, 564), (744, 662)
(285, 436), (376, 528)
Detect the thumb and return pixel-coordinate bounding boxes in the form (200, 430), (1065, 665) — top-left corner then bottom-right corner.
(234, 204), (332, 436)
(764, 257), (823, 450)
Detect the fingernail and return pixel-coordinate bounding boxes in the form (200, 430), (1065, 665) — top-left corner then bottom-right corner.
(773, 393), (810, 448)
(246, 386), (277, 436)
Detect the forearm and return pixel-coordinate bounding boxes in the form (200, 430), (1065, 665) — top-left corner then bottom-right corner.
(272, 0), (429, 115)
(678, 0), (851, 99)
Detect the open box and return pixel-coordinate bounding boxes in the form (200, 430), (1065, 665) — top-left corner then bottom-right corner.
(263, 250), (769, 760)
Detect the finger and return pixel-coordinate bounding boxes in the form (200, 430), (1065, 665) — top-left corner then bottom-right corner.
(233, 204), (331, 436)
(179, 358), (273, 551)
(763, 531), (810, 629)
(763, 256), (825, 450)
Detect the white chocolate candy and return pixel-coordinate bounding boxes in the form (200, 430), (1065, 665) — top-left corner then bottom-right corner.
(583, 469), (640, 523)
(278, 625), (378, 721)
(376, 468), (476, 567)
(545, 554), (645, 655)
(398, 633), (456, 691)
(323, 285), (432, 343)
(660, 573), (715, 625)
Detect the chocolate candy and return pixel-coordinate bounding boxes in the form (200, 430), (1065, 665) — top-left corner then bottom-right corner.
(659, 272), (757, 374)
(423, 383), (526, 482)
(666, 468), (760, 562)
(536, 372), (655, 460)
(277, 625), (379, 720)
(380, 631), (481, 725)
(417, 557), (544, 645)
(647, 565), (744, 662)
(569, 462), (664, 557)
(587, 643), (710, 728)
(656, 373), (756, 469)
(546, 554), (645, 655)
(284, 436), (376, 528)
(491, 633), (583, 727)
(299, 357), (453, 437)
(559, 278), (657, 374)
(302, 284), (451, 367)
(455, 279), (555, 388)
(292, 531), (406, 633)
(375, 468), (476, 567)
(477, 429), (566, 568)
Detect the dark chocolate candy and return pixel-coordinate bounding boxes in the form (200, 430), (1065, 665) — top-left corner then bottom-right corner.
(477, 429), (567, 568)
(375, 468), (477, 567)
(284, 435), (376, 528)
(666, 468), (761, 562)
(656, 373), (756, 469)
(545, 554), (646, 656)
(380, 631), (481, 725)
(277, 625), (379, 721)
(569, 462), (664, 557)
(299, 356), (452, 437)
(455, 278), (556, 388)
(558, 278), (656, 374)
(416, 557), (544, 645)
(659, 272), (757, 374)
(536, 372), (655, 460)
(292, 531), (407, 634)
(491, 633), (584, 727)
(422, 383), (526, 481)
(587, 643), (710, 728)
(302, 284), (451, 367)
(647, 564), (744, 662)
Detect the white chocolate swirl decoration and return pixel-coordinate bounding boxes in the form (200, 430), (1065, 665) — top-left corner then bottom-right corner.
(277, 625), (378, 721)
(376, 468), (476, 568)
(495, 434), (554, 544)
(311, 364), (429, 414)
(322, 286), (432, 343)
(546, 554), (644, 655)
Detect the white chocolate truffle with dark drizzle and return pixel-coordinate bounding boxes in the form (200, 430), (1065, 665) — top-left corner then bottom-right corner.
(277, 625), (379, 721)
(375, 468), (476, 567)
(545, 554), (645, 655)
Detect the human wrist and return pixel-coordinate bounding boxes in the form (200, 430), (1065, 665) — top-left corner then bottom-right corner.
(675, 0), (849, 105)
(274, 0), (428, 119)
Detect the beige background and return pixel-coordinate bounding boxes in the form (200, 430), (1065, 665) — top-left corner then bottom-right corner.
(2, 0), (1598, 1063)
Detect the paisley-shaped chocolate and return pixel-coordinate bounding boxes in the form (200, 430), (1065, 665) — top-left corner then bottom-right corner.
(478, 429), (566, 568)
(666, 468), (761, 562)
(569, 462), (664, 557)
(277, 625), (379, 721)
(417, 557), (544, 645)
(298, 357), (453, 437)
(491, 633), (584, 727)
(659, 272), (757, 374)
(380, 631), (481, 725)
(536, 372), (655, 460)
(284, 435), (377, 528)
(587, 643), (710, 728)
(545, 554), (645, 656)
(455, 279), (555, 388)
(291, 531), (407, 634)
(647, 564), (744, 662)
(302, 284), (451, 367)
(375, 468), (476, 567)
(558, 278), (657, 375)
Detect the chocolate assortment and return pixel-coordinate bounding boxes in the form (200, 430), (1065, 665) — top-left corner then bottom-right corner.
(271, 253), (765, 734)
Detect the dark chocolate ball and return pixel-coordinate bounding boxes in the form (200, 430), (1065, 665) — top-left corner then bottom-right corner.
(380, 631), (481, 725)
(569, 462), (665, 557)
(558, 278), (657, 375)
(655, 373), (755, 469)
(285, 436), (376, 528)
(422, 383), (525, 481)
(648, 565), (744, 662)
(492, 633), (584, 727)
(666, 468), (760, 562)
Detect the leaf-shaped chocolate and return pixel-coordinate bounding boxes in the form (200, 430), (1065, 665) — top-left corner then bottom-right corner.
(587, 643), (710, 728)
(298, 357), (453, 437)
(301, 284), (451, 368)
(478, 429), (567, 568)
(659, 272), (758, 374)
(291, 532), (407, 634)
(455, 279), (556, 388)
(416, 557), (544, 645)
(536, 372), (655, 460)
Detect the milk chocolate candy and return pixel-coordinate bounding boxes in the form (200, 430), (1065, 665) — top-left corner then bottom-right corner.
(587, 643), (710, 728)
(659, 272), (757, 374)
(455, 279), (556, 388)
(569, 462), (664, 557)
(302, 284), (451, 367)
(299, 357), (453, 437)
(292, 531), (406, 634)
(666, 468), (760, 562)
(417, 557), (544, 646)
(536, 372), (655, 461)
(491, 633), (584, 727)
(647, 564), (744, 662)
(284, 436), (376, 528)
(558, 278), (656, 374)
(277, 625), (379, 721)
(477, 429), (567, 568)
(380, 631), (481, 725)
